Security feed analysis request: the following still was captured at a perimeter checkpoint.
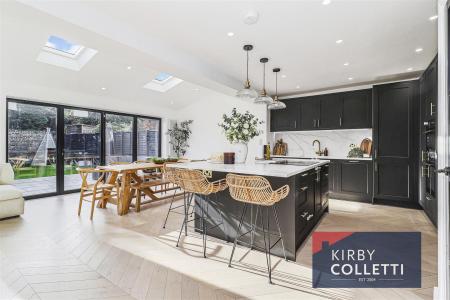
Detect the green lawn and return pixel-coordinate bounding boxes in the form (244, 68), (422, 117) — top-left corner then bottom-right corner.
(14, 165), (79, 180)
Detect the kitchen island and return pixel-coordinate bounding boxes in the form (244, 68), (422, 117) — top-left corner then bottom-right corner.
(175, 159), (330, 261)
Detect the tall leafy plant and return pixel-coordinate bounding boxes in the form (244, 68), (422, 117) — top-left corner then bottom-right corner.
(167, 120), (193, 158)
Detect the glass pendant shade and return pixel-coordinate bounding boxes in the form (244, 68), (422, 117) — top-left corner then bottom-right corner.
(236, 44), (257, 101)
(236, 86), (258, 100)
(268, 98), (286, 110)
(255, 93), (274, 104)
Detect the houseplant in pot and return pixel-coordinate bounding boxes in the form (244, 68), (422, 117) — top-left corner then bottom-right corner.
(167, 120), (193, 158)
(218, 108), (263, 163)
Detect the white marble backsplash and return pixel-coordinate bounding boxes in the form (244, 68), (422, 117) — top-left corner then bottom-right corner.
(271, 129), (373, 158)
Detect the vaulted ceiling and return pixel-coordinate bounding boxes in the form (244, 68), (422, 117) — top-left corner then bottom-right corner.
(2, 0), (438, 104)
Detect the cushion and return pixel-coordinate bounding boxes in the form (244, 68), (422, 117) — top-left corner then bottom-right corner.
(0, 163), (14, 185)
(0, 185), (23, 201)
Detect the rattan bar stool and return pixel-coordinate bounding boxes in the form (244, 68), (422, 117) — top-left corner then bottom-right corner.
(226, 173), (289, 284)
(161, 163), (186, 231)
(175, 168), (228, 258)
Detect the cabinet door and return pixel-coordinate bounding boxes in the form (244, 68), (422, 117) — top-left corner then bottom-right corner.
(373, 81), (419, 204)
(339, 161), (370, 195)
(341, 89), (372, 129)
(270, 100), (299, 131)
(319, 94), (342, 129)
(299, 97), (320, 130)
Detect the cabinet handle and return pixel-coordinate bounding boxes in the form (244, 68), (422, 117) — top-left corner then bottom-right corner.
(324, 173), (329, 176)
(301, 212), (308, 218)
(347, 160), (360, 163)
(313, 119), (316, 128)
(339, 117), (342, 127)
(301, 173), (308, 177)
(300, 186), (308, 191)
(294, 120), (297, 128)
(374, 162), (378, 172)
(374, 149), (377, 159)
(307, 214), (314, 221)
(317, 119), (320, 127)
(430, 102), (435, 116)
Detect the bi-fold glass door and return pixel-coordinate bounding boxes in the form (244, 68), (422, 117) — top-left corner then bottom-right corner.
(7, 101), (58, 197)
(6, 99), (161, 199)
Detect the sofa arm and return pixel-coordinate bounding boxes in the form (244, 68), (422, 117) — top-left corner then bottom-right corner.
(0, 163), (15, 185)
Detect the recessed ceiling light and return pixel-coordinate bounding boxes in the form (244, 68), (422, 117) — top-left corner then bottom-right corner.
(193, 88), (200, 91)
(415, 47), (423, 53)
(101, 87), (106, 90)
(281, 74), (287, 78)
(348, 77), (353, 81)
(343, 62), (349, 66)
(429, 15), (438, 21)
(227, 32), (234, 37)
(296, 85), (300, 89)
(407, 67), (413, 71)
(126, 66), (132, 70)
(322, 0), (331, 5)
(336, 39), (343, 44)
(170, 100), (174, 105)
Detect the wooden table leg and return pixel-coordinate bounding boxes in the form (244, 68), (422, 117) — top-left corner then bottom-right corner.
(118, 172), (131, 215)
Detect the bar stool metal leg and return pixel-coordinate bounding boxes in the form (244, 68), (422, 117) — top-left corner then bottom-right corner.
(176, 192), (193, 247)
(261, 206), (272, 284)
(273, 205), (287, 261)
(162, 189), (180, 229)
(228, 203), (248, 267)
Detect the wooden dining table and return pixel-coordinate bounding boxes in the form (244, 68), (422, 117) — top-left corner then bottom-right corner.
(97, 162), (181, 215)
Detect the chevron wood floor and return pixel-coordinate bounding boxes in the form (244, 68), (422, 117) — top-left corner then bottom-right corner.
(0, 193), (437, 300)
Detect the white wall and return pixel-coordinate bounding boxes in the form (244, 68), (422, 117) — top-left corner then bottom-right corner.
(173, 92), (268, 161)
(0, 79), (176, 161)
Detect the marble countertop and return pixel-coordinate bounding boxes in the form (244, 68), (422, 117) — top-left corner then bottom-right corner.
(271, 155), (372, 161)
(174, 160), (330, 178)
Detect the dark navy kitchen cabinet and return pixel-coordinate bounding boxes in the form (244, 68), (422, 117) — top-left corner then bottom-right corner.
(373, 80), (420, 206)
(270, 100), (299, 131)
(341, 89), (372, 129)
(299, 97), (320, 130)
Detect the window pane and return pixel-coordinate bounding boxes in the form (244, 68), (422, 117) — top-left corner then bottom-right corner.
(105, 114), (134, 164)
(8, 102), (57, 196)
(63, 109), (101, 191)
(137, 118), (160, 161)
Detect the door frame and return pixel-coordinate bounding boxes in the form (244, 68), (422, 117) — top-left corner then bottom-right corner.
(437, 0), (449, 298)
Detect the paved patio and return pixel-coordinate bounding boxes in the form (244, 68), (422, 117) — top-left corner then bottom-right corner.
(14, 174), (81, 197)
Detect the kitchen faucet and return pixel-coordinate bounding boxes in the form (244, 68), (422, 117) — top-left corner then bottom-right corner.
(312, 139), (324, 156)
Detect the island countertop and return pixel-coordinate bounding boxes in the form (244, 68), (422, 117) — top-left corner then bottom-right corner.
(174, 160), (330, 178)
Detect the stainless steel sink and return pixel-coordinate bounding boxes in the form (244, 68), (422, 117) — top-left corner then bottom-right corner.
(270, 159), (318, 166)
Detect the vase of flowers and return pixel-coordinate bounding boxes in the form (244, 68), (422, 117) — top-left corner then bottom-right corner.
(218, 108), (263, 163)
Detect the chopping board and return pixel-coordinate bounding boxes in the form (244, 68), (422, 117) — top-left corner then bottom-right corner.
(360, 138), (372, 156)
(273, 139), (288, 156)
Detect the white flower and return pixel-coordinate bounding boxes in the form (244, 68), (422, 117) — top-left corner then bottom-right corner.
(244, 123), (249, 129)
(243, 129), (249, 135)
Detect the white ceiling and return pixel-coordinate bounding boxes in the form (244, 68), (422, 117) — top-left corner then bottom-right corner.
(3, 0), (438, 101)
(0, 1), (214, 110)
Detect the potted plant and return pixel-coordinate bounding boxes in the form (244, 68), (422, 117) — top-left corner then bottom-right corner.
(218, 108), (263, 163)
(167, 120), (193, 158)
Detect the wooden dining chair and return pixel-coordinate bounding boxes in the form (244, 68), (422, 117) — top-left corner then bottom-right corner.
(77, 168), (120, 220)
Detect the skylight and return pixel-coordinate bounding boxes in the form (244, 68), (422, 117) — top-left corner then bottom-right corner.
(45, 35), (83, 56)
(153, 72), (173, 83)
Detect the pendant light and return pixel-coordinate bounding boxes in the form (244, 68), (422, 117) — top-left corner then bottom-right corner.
(268, 68), (286, 110)
(236, 44), (258, 100)
(254, 57), (274, 104)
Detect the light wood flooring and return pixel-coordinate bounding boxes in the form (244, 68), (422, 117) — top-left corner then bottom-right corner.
(0, 193), (437, 300)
